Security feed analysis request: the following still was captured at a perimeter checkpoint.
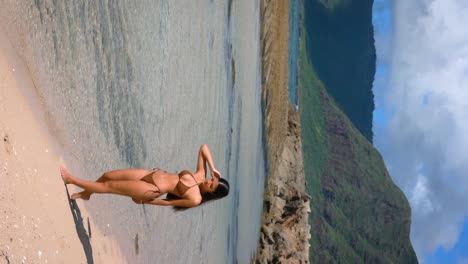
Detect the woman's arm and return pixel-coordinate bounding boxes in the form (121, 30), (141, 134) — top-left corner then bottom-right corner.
(196, 144), (221, 178)
(144, 197), (201, 208)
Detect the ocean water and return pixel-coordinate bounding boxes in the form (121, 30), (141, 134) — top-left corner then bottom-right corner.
(1, 0), (264, 263)
(288, 0), (301, 109)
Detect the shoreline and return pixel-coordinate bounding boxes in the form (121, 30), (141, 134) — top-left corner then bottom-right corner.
(0, 26), (125, 263)
(255, 0), (311, 263)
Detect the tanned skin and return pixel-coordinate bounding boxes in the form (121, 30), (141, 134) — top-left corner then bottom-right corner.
(60, 144), (221, 208)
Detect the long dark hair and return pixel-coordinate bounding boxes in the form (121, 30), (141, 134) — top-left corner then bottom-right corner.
(201, 178), (230, 202)
(166, 178), (230, 209)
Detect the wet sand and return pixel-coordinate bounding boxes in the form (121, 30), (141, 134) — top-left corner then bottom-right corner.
(0, 27), (125, 264)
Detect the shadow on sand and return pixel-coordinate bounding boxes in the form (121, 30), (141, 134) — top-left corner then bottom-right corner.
(64, 186), (94, 264)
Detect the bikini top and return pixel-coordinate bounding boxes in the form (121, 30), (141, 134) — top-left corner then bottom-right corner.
(176, 169), (199, 195)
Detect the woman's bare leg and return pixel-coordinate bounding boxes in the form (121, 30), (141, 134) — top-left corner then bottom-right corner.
(60, 167), (159, 201)
(71, 168), (154, 200)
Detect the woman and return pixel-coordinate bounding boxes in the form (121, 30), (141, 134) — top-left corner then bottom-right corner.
(60, 144), (229, 208)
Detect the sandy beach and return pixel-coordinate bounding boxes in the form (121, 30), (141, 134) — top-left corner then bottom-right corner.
(0, 27), (125, 264)
(1, 0), (266, 262)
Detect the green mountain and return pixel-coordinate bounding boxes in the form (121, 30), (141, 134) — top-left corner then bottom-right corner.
(299, 1), (418, 263)
(303, 0), (376, 142)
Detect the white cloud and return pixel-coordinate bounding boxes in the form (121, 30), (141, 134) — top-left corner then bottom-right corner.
(410, 175), (434, 216)
(375, 0), (468, 260)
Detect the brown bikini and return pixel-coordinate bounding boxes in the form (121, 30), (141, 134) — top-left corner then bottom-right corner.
(142, 168), (199, 197)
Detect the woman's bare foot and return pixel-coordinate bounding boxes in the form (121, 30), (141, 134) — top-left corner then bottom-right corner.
(71, 191), (91, 200)
(60, 166), (73, 184)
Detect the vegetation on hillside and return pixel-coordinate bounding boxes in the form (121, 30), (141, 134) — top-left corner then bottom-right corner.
(299, 8), (418, 263)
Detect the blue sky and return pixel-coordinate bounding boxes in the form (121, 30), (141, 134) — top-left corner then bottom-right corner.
(372, 0), (468, 263)
(425, 221), (468, 264)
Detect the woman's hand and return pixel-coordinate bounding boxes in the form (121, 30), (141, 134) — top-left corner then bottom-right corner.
(210, 168), (221, 179)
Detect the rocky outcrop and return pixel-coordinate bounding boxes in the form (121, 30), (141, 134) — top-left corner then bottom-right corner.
(255, 0), (311, 263)
(256, 106), (311, 264)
